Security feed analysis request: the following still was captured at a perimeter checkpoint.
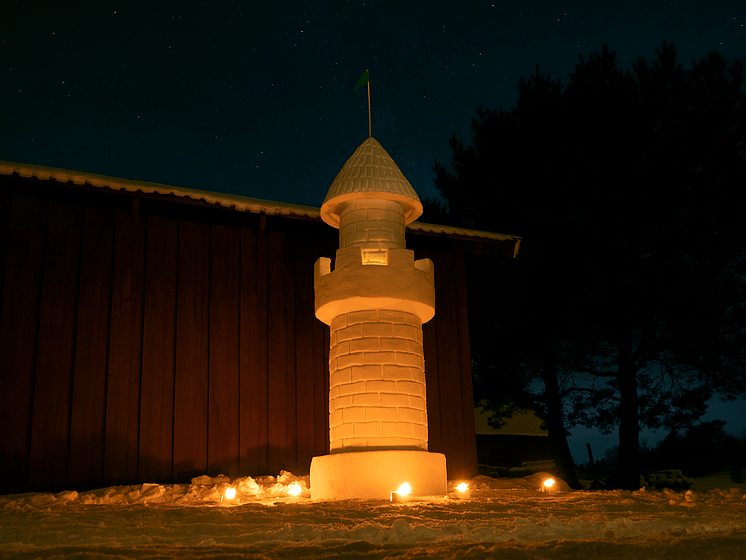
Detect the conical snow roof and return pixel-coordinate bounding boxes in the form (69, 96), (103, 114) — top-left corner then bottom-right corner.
(321, 137), (423, 228)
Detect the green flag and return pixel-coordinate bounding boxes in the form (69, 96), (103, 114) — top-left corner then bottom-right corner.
(355, 70), (369, 94)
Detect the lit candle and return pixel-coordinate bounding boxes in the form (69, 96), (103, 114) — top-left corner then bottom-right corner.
(452, 482), (471, 498)
(286, 481), (302, 496)
(541, 478), (556, 493)
(221, 487), (237, 503)
(390, 482), (413, 503)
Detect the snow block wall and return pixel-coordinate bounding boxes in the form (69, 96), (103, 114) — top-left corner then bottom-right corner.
(339, 198), (406, 254)
(329, 194), (429, 454)
(328, 309), (428, 453)
(311, 137), (451, 499)
(314, 167), (436, 456)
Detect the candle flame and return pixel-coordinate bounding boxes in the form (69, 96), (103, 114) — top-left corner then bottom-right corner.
(396, 482), (412, 494)
(543, 478), (555, 488)
(224, 487), (236, 500)
(456, 483), (469, 492)
(286, 481), (302, 496)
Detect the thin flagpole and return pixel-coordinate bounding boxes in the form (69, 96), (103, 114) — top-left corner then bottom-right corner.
(367, 69), (372, 138)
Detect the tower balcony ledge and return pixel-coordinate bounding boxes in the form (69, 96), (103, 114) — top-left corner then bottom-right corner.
(314, 248), (435, 325)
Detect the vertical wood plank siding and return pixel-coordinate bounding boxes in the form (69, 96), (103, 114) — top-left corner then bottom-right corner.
(0, 196), (48, 494)
(28, 202), (83, 490)
(0, 187), (478, 493)
(173, 220), (210, 481)
(207, 224), (241, 479)
(139, 215), (179, 483)
(239, 229), (270, 475)
(104, 210), (147, 485)
(417, 249), (477, 482)
(67, 206), (116, 488)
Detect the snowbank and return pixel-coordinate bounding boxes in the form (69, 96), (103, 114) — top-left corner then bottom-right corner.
(1, 471), (744, 559)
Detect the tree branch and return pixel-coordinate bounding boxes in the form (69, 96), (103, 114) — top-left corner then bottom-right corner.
(560, 386), (622, 402)
(557, 361), (617, 378)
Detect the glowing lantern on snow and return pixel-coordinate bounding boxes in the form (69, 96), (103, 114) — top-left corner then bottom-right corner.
(540, 478), (557, 493)
(390, 482), (413, 503)
(221, 487), (237, 502)
(286, 481), (303, 496)
(450, 482), (471, 498)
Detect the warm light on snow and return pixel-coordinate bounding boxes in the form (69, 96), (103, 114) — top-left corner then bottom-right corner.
(544, 478), (555, 489)
(456, 483), (469, 492)
(396, 482), (412, 495)
(286, 481), (302, 496)
(224, 487), (236, 500)
(2, 471), (744, 558)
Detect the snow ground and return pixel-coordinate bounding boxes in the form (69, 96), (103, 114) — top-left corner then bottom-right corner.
(1, 471), (745, 559)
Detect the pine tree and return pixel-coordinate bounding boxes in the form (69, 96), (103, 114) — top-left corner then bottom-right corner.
(432, 42), (746, 489)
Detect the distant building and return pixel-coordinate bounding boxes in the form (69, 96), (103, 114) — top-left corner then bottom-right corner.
(474, 403), (557, 471)
(0, 158), (520, 494)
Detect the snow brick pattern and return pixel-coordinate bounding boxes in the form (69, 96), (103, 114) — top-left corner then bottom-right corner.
(328, 309), (428, 453)
(339, 198), (406, 252)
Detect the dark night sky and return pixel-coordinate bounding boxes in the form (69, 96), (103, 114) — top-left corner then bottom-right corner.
(3, 0), (745, 457)
(3, 0), (744, 207)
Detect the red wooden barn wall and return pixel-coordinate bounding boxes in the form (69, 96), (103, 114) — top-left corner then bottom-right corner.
(0, 175), (488, 494)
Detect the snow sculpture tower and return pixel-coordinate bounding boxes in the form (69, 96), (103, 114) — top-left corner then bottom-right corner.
(309, 137), (447, 500)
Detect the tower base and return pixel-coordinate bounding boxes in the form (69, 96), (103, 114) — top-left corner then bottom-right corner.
(310, 450), (447, 500)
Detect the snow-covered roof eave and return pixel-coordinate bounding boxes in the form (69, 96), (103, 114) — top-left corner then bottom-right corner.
(0, 160), (321, 219)
(0, 160), (522, 245)
(408, 221), (522, 244)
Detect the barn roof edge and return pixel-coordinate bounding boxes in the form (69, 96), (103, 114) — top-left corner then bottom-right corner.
(0, 160), (521, 243)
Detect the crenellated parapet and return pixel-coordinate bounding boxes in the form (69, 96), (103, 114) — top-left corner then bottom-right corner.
(314, 247), (434, 326)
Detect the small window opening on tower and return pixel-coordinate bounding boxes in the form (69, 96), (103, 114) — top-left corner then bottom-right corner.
(362, 248), (389, 265)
